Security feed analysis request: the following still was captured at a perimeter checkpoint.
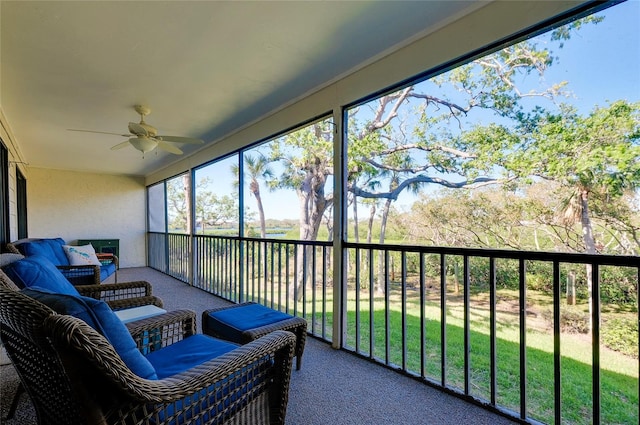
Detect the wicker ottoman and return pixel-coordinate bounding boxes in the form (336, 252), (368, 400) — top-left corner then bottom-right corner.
(202, 302), (307, 370)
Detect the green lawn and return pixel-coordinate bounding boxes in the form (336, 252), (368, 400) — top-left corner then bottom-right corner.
(295, 285), (638, 425)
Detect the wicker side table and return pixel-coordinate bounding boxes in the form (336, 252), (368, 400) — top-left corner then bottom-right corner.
(202, 302), (307, 370)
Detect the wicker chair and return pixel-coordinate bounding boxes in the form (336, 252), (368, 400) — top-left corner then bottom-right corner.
(0, 286), (296, 425)
(0, 255), (164, 421)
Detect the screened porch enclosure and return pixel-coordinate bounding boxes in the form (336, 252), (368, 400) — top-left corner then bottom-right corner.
(148, 233), (639, 425)
(144, 2), (639, 424)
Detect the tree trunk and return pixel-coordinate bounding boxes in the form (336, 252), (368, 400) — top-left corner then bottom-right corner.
(452, 260), (461, 295)
(255, 191), (267, 238)
(579, 189), (597, 333)
(566, 270), (576, 305)
(351, 195), (359, 281)
(291, 173), (327, 301)
(375, 197), (392, 295)
(183, 174), (191, 232)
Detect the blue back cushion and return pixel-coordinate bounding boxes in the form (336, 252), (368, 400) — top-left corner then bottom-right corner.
(2, 255), (79, 296)
(22, 287), (158, 380)
(18, 238), (70, 266)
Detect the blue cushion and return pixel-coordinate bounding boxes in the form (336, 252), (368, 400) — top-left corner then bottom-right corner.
(205, 303), (293, 341)
(99, 262), (117, 282)
(145, 334), (239, 379)
(22, 287), (158, 380)
(2, 255), (79, 296)
(18, 238), (70, 266)
(148, 336), (268, 425)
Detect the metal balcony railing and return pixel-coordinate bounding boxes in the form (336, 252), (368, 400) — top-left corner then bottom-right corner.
(148, 231), (639, 425)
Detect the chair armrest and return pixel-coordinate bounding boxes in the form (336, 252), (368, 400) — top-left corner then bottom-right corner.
(56, 264), (100, 285)
(76, 280), (154, 301)
(125, 309), (197, 351)
(96, 253), (119, 268)
(107, 296), (164, 311)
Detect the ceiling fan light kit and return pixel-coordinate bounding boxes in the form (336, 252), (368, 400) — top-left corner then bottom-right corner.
(129, 136), (158, 154)
(68, 105), (204, 156)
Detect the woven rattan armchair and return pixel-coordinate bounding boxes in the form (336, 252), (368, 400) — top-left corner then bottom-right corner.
(0, 286), (296, 425)
(0, 257), (163, 421)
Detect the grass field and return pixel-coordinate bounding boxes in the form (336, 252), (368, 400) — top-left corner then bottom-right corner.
(294, 283), (639, 425)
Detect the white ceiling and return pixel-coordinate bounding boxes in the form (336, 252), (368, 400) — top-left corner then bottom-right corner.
(1, 0), (479, 176)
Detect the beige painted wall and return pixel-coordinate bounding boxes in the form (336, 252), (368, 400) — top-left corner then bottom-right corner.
(26, 168), (146, 267)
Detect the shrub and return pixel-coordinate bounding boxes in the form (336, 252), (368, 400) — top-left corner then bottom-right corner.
(541, 305), (590, 334)
(602, 317), (638, 359)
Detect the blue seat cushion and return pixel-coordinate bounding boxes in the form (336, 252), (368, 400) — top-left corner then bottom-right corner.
(147, 336), (269, 425)
(2, 255), (79, 296)
(145, 334), (239, 379)
(99, 262), (117, 282)
(17, 238), (70, 266)
(21, 287), (158, 380)
(204, 303), (293, 341)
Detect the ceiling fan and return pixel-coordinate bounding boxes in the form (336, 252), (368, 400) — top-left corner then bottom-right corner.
(68, 105), (204, 155)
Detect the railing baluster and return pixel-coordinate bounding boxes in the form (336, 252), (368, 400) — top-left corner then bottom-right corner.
(277, 243), (282, 310)
(312, 245), (317, 334)
(355, 247), (361, 354)
(592, 263), (601, 424)
(401, 251), (407, 371)
(322, 245), (327, 340)
(384, 249), (390, 365)
(441, 253), (447, 387)
(369, 247), (375, 360)
(149, 233), (639, 425)
(293, 244), (298, 316)
(519, 259), (527, 420)
(463, 254), (470, 396)
(489, 257), (496, 406)
(285, 243), (290, 314)
(420, 252), (426, 379)
(270, 241), (275, 308)
(553, 261), (562, 425)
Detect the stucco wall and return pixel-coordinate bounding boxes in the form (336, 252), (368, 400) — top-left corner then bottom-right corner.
(26, 167), (146, 267)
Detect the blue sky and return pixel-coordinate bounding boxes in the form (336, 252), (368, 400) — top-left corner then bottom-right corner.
(199, 0), (640, 222)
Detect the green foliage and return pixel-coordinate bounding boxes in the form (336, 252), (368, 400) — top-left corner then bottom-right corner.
(541, 305), (590, 334)
(602, 317), (639, 358)
(600, 266), (639, 305)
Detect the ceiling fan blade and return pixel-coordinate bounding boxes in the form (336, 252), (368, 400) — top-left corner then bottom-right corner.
(157, 140), (183, 155)
(110, 141), (131, 150)
(128, 122), (149, 137)
(68, 129), (131, 137)
(157, 135), (204, 144)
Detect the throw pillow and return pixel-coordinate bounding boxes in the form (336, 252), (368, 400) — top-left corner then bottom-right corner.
(22, 287), (158, 380)
(63, 244), (102, 266)
(1, 255), (79, 296)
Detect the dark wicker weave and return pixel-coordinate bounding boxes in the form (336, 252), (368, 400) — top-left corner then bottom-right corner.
(0, 267), (163, 310)
(74, 280), (164, 310)
(6, 239), (119, 286)
(0, 286), (296, 425)
(203, 302), (308, 370)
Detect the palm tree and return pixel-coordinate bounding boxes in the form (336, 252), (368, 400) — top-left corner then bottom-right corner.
(231, 154), (273, 238)
(244, 154), (273, 238)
